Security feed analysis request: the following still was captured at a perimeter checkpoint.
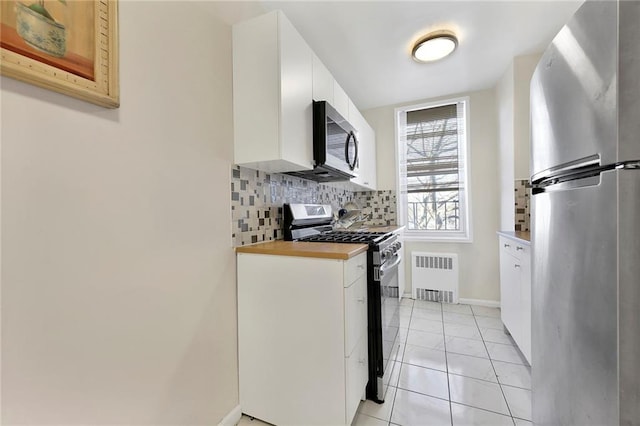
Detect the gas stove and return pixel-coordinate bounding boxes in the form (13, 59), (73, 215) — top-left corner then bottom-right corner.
(283, 203), (390, 243)
(282, 203), (402, 403)
(283, 203), (399, 259)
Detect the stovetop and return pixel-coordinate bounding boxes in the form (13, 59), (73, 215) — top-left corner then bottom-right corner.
(298, 231), (389, 244)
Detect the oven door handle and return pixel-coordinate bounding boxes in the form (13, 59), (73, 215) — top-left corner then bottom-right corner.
(379, 254), (401, 277)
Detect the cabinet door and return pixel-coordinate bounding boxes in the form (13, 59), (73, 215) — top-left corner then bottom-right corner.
(499, 240), (520, 338)
(279, 12), (314, 170)
(333, 81), (349, 119)
(232, 12), (280, 167)
(344, 274), (367, 357)
(232, 11), (313, 173)
(345, 334), (368, 426)
(518, 246), (532, 363)
(349, 105), (377, 190)
(312, 54), (333, 103)
(359, 122), (377, 190)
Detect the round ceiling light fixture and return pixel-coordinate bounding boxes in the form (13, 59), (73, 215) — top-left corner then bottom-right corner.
(412, 31), (458, 63)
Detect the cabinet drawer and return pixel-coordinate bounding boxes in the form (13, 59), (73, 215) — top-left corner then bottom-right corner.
(344, 252), (366, 287)
(499, 236), (529, 260)
(345, 334), (368, 425)
(513, 243), (529, 259)
(344, 274), (367, 357)
(499, 236), (516, 256)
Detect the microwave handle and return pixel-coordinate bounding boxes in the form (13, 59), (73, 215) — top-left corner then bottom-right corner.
(345, 131), (359, 171)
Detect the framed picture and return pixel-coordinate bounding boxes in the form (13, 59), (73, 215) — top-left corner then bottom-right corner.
(1, 0), (119, 108)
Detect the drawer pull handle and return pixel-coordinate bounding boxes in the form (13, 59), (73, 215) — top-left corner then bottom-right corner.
(358, 359), (366, 365)
(357, 264), (365, 270)
(357, 298), (366, 304)
(514, 264), (521, 268)
(504, 243), (511, 248)
(516, 246), (524, 251)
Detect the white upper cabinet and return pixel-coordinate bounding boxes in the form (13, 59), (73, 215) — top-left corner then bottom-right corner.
(232, 11), (314, 173)
(233, 10), (377, 186)
(333, 81), (350, 121)
(349, 100), (377, 191)
(312, 54), (333, 103)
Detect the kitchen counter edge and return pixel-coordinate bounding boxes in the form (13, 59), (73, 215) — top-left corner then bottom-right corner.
(366, 225), (405, 233)
(497, 230), (531, 245)
(235, 240), (369, 260)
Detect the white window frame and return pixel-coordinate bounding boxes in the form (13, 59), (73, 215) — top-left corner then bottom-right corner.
(395, 97), (473, 243)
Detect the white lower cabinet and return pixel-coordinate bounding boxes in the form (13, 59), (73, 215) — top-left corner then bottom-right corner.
(345, 334), (368, 424)
(498, 234), (532, 363)
(237, 252), (368, 425)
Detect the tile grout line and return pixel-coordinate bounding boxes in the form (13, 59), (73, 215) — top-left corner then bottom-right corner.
(387, 298), (414, 426)
(396, 303), (526, 425)
(472, 309), (516, 423)
(439, 302), (454, 426)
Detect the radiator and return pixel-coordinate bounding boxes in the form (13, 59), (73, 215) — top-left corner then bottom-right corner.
(411, 252), (459, 303)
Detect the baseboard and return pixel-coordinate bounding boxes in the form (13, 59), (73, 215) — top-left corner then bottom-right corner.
(458, 298), (500, 308)
(404, 293), (500, 308)
(218, 404), (242, 426)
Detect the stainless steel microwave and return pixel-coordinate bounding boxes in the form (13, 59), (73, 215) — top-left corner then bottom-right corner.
(286, 101), (359, 182)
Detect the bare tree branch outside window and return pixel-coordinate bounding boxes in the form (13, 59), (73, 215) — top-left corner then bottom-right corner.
(405, 103), (463, 231)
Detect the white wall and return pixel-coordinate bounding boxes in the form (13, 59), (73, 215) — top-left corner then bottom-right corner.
(497, 62), (516, 231)
(496, 53), (542, 230)
(1, 2), (238, 424)
(514, 53), (542, 180)
(364, 89), (501, 302)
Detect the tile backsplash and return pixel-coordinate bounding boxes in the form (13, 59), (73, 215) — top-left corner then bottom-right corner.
(231, 165), (397, 246)
(355, 190), (397, 227)
(514, 179), (531, 232)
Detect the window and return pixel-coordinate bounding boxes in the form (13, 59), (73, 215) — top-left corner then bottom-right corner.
(396, 98), (471, 241)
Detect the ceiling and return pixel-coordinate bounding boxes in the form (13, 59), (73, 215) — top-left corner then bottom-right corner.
(204, 1), (584, 110)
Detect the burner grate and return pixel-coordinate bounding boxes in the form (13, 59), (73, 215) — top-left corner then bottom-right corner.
(298, 231), (388, 244)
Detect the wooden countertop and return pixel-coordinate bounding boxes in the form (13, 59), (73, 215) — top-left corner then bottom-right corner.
(366, 225), (405, 233)
(235, 240), (368, 260)
(497, 230), (531, 244)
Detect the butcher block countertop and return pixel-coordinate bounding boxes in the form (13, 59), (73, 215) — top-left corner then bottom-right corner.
(497, 230), (531, 244)
(365, 225), (405, 233)
(235, 240), (368, 260)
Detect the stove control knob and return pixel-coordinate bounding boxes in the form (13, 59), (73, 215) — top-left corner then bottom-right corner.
(394, 242), (402, 251)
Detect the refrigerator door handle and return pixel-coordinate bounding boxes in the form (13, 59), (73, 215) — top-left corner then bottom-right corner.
(531, 154), (600, 184)
(531, 155), (640, 194)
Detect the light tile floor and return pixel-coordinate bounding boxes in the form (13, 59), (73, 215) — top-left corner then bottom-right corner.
(238, 300), (532, 426)
(355, 300), (532, 426)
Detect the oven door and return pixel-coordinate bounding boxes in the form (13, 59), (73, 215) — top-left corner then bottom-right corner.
(367, 251), (402, 403)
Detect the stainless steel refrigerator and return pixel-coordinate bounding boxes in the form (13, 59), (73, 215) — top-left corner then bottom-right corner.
(530, 0), (639, 424)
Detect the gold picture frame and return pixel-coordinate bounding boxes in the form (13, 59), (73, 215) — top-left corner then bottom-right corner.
(1, 0), (119, 108)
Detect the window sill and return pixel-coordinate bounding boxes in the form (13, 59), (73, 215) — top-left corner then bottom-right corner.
(403, 231), (473, 244)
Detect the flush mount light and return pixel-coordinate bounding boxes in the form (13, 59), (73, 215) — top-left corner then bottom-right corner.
(412, 31), (458, 63)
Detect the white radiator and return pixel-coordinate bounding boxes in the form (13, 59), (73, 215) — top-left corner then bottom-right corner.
(411, 252), (459, 303)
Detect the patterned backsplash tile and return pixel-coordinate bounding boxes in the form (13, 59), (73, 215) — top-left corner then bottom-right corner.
(355, 190), (397, 227)
(514, 179), (531, 232)
(231, 165), (397, 246)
